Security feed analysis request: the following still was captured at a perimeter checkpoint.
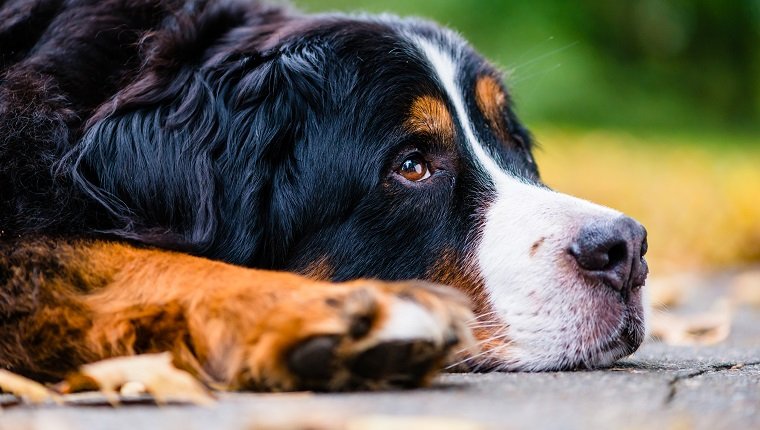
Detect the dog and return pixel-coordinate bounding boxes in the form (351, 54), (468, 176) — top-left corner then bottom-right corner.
(0, 0), (648, 391)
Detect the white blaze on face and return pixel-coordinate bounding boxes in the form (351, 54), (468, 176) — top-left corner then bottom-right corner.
(411, 35), (637, 370)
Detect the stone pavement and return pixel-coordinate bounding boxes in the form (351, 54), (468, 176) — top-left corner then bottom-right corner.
(2, 279), (759, 430)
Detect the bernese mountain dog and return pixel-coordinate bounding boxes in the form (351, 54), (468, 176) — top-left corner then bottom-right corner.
(0, 0), (649, 391)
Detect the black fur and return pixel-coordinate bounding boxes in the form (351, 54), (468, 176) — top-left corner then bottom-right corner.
(0, 0), (537, 281)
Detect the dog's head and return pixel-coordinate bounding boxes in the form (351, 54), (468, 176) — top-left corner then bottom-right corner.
(75, 7), (648, 371)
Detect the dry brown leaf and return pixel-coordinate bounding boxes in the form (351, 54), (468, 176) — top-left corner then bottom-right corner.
(346, 415), (484, 430)
(646, 275), (700, 309)
(731, 270), (760, 308)
(0, 369), (61, 405)
(62, 353), (214, 406)
(649, 300), (732, 346)
(119, 380), (147, 397)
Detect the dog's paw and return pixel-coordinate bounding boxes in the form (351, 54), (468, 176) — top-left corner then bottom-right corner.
(232, 280), (475, 391)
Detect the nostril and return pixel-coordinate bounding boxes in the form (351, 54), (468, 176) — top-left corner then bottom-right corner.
(607, 241), (628, 270)
(640, 237), (648, 258)
(569, 239), (628, 272)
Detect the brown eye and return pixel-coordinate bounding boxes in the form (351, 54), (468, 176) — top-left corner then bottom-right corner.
(398, 153), (431, 182)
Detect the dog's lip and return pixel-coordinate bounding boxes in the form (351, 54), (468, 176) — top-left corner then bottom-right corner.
(459, 300), (645, 372)
(601, 319), (642, 355)
(596, 305), (645, 359)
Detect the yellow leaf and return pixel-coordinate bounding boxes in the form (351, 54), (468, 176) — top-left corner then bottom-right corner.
(649, 300), (732, 346)
(647, 275), (697, 309)
(0, 369), (61, 405)
(62, 353), (214, 406)
(346, 415), (484, 430)
(731, 270), (760, 308)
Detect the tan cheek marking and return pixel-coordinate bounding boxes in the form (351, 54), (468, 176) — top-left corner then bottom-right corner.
(427, 249), (509, 354)
(475, 75), (509, 143)
(405, 95), (455, 141)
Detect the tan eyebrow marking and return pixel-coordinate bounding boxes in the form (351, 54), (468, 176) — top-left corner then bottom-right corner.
(405, 95), (455, 140)
(475, 75), (510, 143)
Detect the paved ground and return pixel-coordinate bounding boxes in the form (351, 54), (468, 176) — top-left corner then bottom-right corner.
(2, 277), (759, 430)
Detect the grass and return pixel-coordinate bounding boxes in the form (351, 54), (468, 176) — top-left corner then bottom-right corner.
(533, 126), (760, 274)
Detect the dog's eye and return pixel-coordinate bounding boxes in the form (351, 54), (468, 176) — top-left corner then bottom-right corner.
(398, 153), (431, 182)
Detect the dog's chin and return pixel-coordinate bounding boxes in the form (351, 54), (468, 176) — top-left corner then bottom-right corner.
(462, 276), (647, 373)
(468, 315), (644, 372)
(576, 305), (646, 369)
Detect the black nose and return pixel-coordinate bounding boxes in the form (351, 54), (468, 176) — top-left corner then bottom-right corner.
(568, 216), (648, 294)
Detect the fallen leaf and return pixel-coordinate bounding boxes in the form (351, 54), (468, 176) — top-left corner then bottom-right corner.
(119, 380), (148, 397)
(346, 415), (484, 430)
(243, 412), (344, 430)
(649, 300), (732, 346)
(646, 274), (699, 309)
(731, 270), (760, 307)
(0, 369), (61, 404)
(61, 353), (214, 406)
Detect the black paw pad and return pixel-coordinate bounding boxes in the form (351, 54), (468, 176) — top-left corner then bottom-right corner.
(287, 335), (339, 381)
(348, 315), (373, 339)
(351, 341), (439, 383)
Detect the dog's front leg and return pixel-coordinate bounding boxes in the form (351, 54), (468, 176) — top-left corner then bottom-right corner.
(0, 239), (474, 391)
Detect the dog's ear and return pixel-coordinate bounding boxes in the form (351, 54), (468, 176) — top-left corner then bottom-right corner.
(68, 36), (328, 265)
(223, 43), (330, 266)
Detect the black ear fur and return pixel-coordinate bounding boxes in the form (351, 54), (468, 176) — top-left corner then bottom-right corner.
(229, 41), (329, 266)
(67, 29), (329, 266)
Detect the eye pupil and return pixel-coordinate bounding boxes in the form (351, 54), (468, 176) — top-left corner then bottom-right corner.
(403, 159), (422, 174)
(398, 154), (430, 182)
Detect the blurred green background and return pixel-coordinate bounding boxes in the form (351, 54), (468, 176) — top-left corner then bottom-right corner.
(295, 0), (760, 274)
(296, 0), (759, 134)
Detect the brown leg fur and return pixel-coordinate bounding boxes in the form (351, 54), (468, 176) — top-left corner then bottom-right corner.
(0, 238), (473, 391)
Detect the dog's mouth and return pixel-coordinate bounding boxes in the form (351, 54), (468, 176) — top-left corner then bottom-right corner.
(582, 305), (645, 366)
(451, 271), (648, 373)
(458, 307), (645, 373)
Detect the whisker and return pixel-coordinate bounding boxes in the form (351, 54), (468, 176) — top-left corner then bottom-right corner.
(467, 322), (503, 329)
(510, 63), (563, 85)
(447, 338), (513, 370)
(468, 339), (516, 372)
(508, 36), (556, 67)
(508, 41), (578, 71)
(465, 310), (501, 323)
(453, 331), (508, 354)
(446, 332), (512, 370)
